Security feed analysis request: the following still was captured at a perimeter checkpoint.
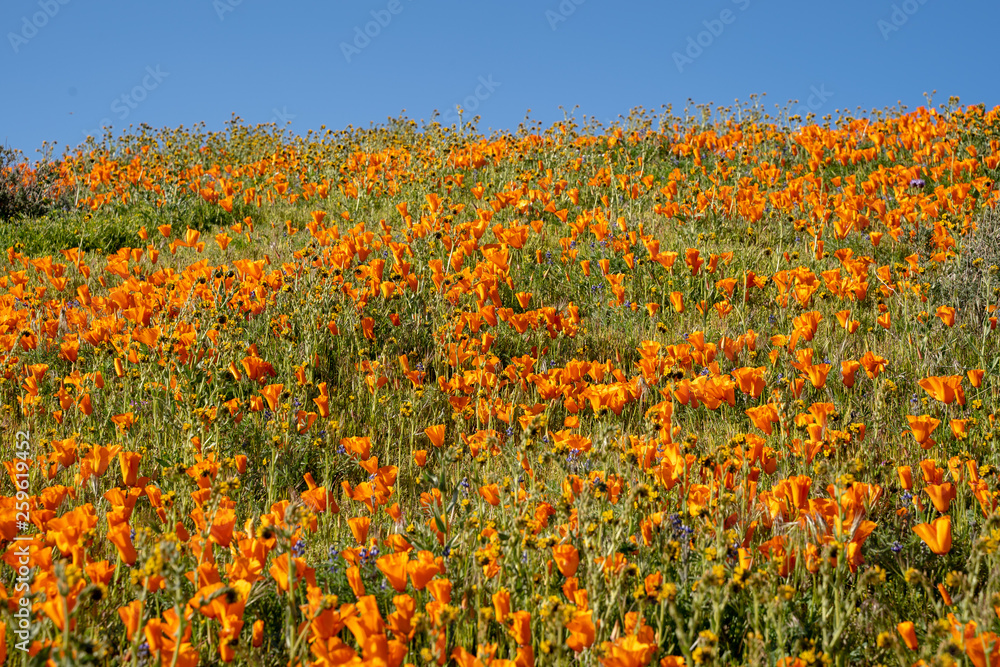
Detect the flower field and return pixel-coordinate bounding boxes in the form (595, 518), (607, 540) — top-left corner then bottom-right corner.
(2, 101), (1000, 666)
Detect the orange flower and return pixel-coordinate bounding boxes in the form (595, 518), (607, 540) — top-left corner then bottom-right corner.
(968, 368), (985, 388)
(111, 412), (135, 433)
(924, 483), (956, 513)
(118, 600), (144, 641)
(746, 403), (779, 435)
(918, 376), (965, 406)
(859, 351), (887, 379)
(912, 515), (952, 554)
(950, 419), (970, 440)
(509, 610), (532, 645)
(897, 466), (913, 491)
(669, 291), (684, 313)
(685, 248), (703, 275)
(492, 588), (511, 623)
(252, 619), (264, 647)
(260, 383), (284, 411)
(732, 366), (765, 398)
(424, 424), (446, 448)
(936, 305), (956, 327)
(552, 543), (580, 577)
(108, 521), (137, 565)
(376, 551), (410, 592)
(907, 414), (941, 449)
(802, 363), (830, 389)
(965, 630), (1000, 667)
(407, 552), (439, 590)
(841, 360), (861, 388)
(565, 609), (596, 652)
(348, 516), (371, 545)
(346, 565), (365, 597)
(413, 450), (428, 467)
(897, 621), (918, 650)
(478, 484), (500, 506)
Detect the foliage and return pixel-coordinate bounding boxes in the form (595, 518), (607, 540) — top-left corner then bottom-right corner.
(0, 100), (999, 666)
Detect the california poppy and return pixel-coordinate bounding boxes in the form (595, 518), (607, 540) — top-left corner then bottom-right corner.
(551, 543), (580, 577)
(897, 621), (918, 650)
(376, 551), (410, 592)
(912, 515), (952, 554)
(907, 414), (941, 449)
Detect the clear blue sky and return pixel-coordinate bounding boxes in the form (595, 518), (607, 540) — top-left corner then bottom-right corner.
(3, 0), (996, 157)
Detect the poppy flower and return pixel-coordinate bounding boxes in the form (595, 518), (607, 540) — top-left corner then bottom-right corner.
(260, 384), (284, 411)
(897, 621), (918, 650)
(108, 522), (137, 565)
(919, 376), (965, 406)
(841, 360), (861, 388)
(950, 419), (970, 440)
(936, 305), (956, 327)
(252, 619), (265, 648)
(924, 483), (956, 513)
(478, 484), (500, 506)
(898, 466), (913, 491)
(566, 609), (596, 652)
(907, 414), (941, 449)
(552, 543), (580, 577)
(348, 516), (371, 545)
(669, 291), (684, 313)
(746, 403), (780, 435)
(859, 352), (887, 379)
(376, 551), (410, 592)
(424, 424), (446, 448)
(912, 515), (952, 554)
(407, 552), (439, 590)
(118, 600), (143, 641)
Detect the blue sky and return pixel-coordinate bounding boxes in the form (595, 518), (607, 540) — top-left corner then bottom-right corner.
(3, 0), (996, 157)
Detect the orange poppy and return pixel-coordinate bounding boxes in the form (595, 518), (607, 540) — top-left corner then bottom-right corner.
(424, 424), (446, 448)
(912, 515), (952, 554)
(950, 419), (970, 440)
(478, 484), (500, 506)
(118, 600), (144, 641)
(841, 360), (861, 388)
(907, 414), (941, 449)
(669, 291), (684, 313)
(565, 609), (596, 652)
(924, 483), (956, 513)
(376, 551), (410, 592)
(897, 621), (918, 650)
(551, 543), (580, 577)
(260, 383), (284, 411)
(859, 351), (887, 379)
(897, 466), (913, 491)
(936, 305), (956, 327)
(918, 376), (965, 406)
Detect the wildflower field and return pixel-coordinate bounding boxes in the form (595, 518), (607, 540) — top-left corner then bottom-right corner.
(1, 100), (1000, 667)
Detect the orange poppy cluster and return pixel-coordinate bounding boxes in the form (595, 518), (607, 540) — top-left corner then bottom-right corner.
(1, 102), (999, 665)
